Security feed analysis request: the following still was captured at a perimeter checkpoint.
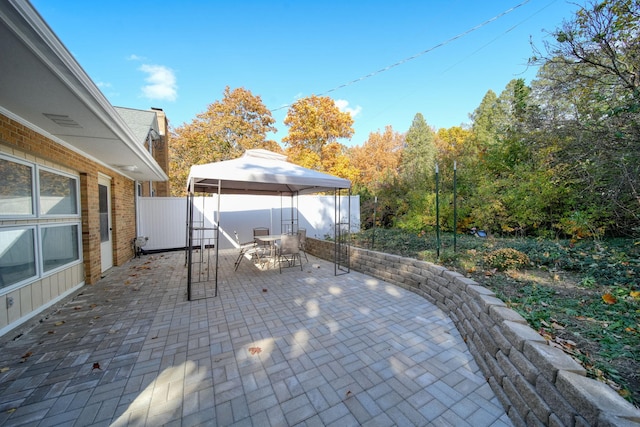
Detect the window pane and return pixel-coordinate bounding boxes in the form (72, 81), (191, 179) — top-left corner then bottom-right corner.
(42, 225), (79, 272)
(99, 185), (109, 242)
(0, 158), (33, 215)
(40, 169), (78, 215)
(0, 228), (36, 289)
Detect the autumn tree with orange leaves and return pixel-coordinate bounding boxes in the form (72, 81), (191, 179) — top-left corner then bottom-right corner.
(283, 95), (354, 173)
(169, 86), (279, 195)
(349, 125), (404, 193)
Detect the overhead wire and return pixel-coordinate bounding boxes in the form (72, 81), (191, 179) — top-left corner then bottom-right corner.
(271, 0), (531, 112)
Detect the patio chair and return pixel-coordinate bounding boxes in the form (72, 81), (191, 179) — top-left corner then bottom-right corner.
(234, 230), (263, 271)
(297, 228), (308, 263)
(253, 227), (270, 247)
(277, 233), (303, 273)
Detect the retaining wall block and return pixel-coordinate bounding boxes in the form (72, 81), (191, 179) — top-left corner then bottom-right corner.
(432, 275), (450, 288)
(452, 275), (478, 293)
(477, 293), (508, 314)
(471, 331), (490, 361)
(486, 350), (507, 385)
(466, 284), (496, 299)
(479, 310), (497, 330)
(536, 374), (579, 427)
(441, 269), (465, 288)
(407, 265), (424, 277)
(438, 283), (454, 300)
(489, 376), (513, 418)
(523, 341), (586, 383)
(466, 298), (482, 318)
(445, 297), (458, 314)
(556, 370), (640, 426)
(419, 268), (437, 285)
(524, 410), (546, 427)
(598, 413), (640, 427)
(450, 293), (464, 309)
(477, 323), (500, 356)
(515, 374), (551, 424)
(429, 287), (446, 304)
(489, 324), (513, 356)
(574, 415), (592, 427)
(461, 318), (475, 341)
(503, 377), (531, 423)
(509, 347), (541, 384)
(425, 263), (447, 277)
(507, 407), (528, 427)
(460, 302), (473, 323)
(500, 320), (547, 352)
(489, 305), (528, 325)
(548, 413), (566, 427)
(383, 253), (401, 263)
(497, 349), (520, 385)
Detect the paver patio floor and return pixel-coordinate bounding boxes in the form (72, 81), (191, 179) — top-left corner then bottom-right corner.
(0, 249), (512, 426)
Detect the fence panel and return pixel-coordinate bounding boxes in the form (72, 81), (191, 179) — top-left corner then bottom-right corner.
(138, 195), (359, 251)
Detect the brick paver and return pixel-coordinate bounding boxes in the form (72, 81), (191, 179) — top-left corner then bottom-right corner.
(0, 249), (512, 426)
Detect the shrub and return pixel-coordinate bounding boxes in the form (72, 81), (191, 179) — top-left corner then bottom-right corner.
(483, 248), (530, 271)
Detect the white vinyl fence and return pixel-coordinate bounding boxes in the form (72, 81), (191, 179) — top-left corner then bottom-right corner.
(137, 195), (360, 251)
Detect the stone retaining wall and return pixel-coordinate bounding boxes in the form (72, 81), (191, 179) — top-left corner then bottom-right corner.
(305, 237), (640, 426)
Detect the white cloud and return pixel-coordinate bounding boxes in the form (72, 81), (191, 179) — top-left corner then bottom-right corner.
(139, 64), (177, 102)
(96, 81), (111, 88)
(335, 99), (362, 118)
(127, 54), (144, 61)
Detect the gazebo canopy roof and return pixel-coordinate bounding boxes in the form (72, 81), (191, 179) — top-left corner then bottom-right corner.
(186, 149), (351, 195)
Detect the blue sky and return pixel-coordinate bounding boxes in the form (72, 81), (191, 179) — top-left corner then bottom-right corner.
(32, 0), (578, 147)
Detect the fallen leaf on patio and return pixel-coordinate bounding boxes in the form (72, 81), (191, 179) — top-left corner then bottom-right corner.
(262, 289), (267, 292)
(6, 408), (16, 414)
(248, 347), (262, 355)
(602, 293), (617, 304)
(0, 367), (9, 373)
(21, 352), (32, 360)
(54, 321), (65, 326)
(74, 306), (82, 310)
(92, 362), (101, 370)
(47, 330), (55, 334)
(345, 390), (353, 398)
(124, 280), (131, 285)
(89, 304), (97, 308)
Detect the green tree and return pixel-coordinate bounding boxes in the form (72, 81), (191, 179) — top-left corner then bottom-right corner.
(399, 113), (437, 192)
(531, 0), (640, 235)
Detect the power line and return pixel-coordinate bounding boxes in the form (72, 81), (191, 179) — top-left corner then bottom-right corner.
(272, 0), (531, 112)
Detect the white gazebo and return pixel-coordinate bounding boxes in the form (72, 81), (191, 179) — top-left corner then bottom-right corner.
(185, 149), (352, 299)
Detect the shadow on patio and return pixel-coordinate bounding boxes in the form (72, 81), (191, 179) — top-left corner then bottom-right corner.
(0, 249), (511, 426)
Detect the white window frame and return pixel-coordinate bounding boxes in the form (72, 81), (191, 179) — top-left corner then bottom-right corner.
(38, 166), (81, 218)
(0, 154), (36, 219)
(39, 222), (82, 276)
(0, 225), (39, 293)
(0, 154), (83, 295)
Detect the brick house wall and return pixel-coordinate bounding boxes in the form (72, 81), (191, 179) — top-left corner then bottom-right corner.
(0, 113), (136, 285)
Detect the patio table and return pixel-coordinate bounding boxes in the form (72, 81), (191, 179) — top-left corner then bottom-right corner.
(255, 235), (281, 265)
